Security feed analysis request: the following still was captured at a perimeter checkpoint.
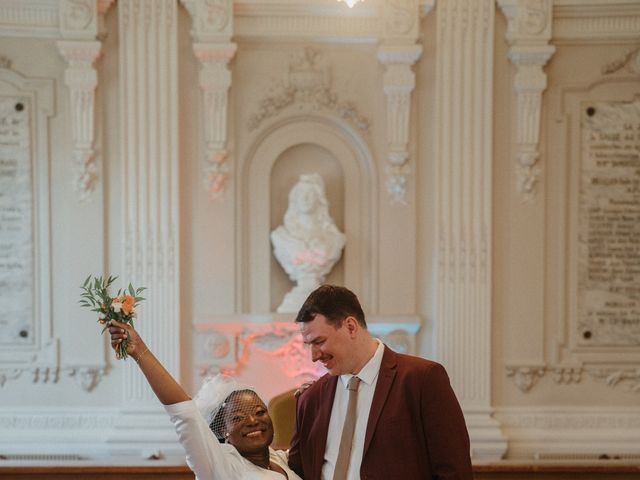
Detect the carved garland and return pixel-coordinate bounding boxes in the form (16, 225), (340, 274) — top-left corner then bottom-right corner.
(0, 365), (108, 392)
(506, 365), (640, 393)
(247, 48), (370, 134)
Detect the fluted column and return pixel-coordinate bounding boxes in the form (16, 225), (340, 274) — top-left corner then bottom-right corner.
(113, 0), (180, 454)
(498, 0), (555, 202)
(434, 0), (507, 460)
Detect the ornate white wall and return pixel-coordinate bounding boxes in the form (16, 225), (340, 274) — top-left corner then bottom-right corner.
(0, 0), (638, 464)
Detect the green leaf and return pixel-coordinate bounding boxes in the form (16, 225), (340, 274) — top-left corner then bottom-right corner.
(128, 283), (135, 297)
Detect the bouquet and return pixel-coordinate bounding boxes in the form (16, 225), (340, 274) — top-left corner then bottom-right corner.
(79, 275), (145, 360)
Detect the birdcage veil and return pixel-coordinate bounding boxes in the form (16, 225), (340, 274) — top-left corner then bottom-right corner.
(194, 374), (258, 441)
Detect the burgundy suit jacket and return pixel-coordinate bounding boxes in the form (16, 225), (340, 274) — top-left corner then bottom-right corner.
(288, 346), (473, 480)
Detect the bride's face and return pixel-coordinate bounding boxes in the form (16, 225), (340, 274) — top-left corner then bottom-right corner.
(223, 391), (274, 454)
(292, 185), (319, 214)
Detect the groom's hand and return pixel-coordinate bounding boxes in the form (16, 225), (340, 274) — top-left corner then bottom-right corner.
(294, 381), (315, 398)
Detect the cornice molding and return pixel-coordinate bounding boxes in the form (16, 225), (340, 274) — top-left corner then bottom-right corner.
(553, 0), (640, 44)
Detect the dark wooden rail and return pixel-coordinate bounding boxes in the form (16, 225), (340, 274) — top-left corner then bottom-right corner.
(1, 462), (639, 480)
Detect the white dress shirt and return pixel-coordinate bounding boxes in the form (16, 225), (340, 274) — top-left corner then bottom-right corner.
(321, 339), (385, 480)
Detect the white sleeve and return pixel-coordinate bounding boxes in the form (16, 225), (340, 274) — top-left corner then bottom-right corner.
(164, 400), (243, 480)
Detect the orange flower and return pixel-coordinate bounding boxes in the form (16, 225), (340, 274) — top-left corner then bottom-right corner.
(121, 295), (135, 315)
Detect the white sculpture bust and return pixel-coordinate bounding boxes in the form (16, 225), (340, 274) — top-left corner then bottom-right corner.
(271, 173), (346, 313)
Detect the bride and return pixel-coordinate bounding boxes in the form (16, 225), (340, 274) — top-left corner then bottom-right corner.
(107, 319), (302, 479)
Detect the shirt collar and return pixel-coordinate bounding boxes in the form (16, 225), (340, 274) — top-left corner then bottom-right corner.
(339, 339), (384, 388)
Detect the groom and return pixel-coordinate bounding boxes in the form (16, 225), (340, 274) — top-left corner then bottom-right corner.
(288, 285), (473, 480)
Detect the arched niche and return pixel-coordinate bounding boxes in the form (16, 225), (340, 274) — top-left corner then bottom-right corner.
(240, 115), (376, 314)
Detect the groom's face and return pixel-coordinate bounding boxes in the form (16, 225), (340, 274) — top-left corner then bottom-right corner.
(300, 313), (355, 375)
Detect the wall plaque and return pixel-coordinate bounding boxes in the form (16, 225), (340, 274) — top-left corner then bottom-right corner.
(0, 95), (34, 347)
(578, 100), (640, 346)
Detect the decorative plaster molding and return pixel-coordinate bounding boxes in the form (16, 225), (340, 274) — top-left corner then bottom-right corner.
(434, 0), (506, 460)
(377, 44), (422, 204)
(379, 328), (412, 354)
(204, 332), (231, 358)
(0, 369), (21, 387)
(247, 47), (370, 133)
(192, 43), (237, 199)
(552, 365), (583, 384)
(590, 368), (640, 393)
(498, 0), (555, 202)
(0, 65), (57, 387)
(182, 1), (236, 199)
(494, 407), (640, 459)
(193, 317), (420, 400)
(506, 365), (546, 392)
(0, 365), (107, 391)
(0, 412), (116, 429)
(553, 1), (640, 44)
(506, 364), (640, 393)
(0, 0), (59, 38)
(232, 0), (434, 43)
(56, 40), (102, 202)
(182, 0), (232, 41)
(496, 407), (640, 429)
(118, 0), (180, 410)
(602, 46), (640, 76)
(59, 0), (96, 35)
(383, 0), (419, 39)
(67, 365), (108, 392)
(196, 322), (324, 381)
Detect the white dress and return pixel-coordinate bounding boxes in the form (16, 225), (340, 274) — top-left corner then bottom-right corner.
(165, 400), (303, 480)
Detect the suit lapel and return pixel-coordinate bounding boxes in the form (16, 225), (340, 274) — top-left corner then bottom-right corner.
(313, 375), (338, 477)
(363, 346), (397, 456)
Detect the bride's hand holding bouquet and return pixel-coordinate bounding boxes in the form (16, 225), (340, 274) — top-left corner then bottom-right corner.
(79, 275), (146, 360)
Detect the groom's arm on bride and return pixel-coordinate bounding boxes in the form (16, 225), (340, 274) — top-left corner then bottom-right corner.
(107, 319), (189, 405)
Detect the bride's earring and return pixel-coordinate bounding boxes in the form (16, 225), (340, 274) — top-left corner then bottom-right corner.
(224, 432), (230, 443)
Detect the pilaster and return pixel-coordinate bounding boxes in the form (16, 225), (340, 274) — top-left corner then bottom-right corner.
(434, 0), (507, 460)
(114, 0), (181, 454)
